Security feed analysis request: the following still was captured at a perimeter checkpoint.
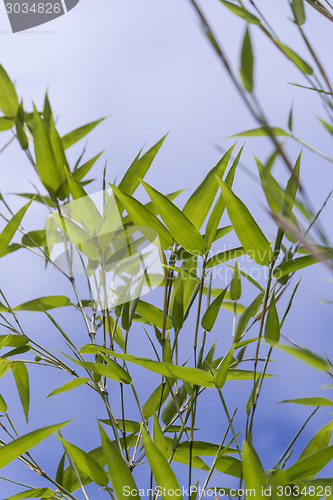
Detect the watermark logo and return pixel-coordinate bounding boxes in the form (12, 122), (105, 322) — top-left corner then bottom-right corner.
(45, 189), (165, 311)
(2, 0), (80, 32)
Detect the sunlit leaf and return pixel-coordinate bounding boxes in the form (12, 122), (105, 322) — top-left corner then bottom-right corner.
(0, 65), (19, 116)
(0, 199), (33, 258)
(12, 362), (29, 423)
(46, 377), (90, 399)
(61, 118), (105, 149)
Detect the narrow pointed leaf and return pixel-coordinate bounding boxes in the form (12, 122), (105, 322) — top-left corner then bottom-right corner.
(183, 145), (235, 229)
(215, 345), (235, 388)
(264, 294), (280, 345)
(99, 424), (140, 499)
(217, 178), (273, 265)
(0, 421), (70, 468)
(201, 288), (228, 331)
(230, 261), (241, 300)
(61, 118), (105, 149)
(240, 28), (254, 92)
(242, 441), (266, 498)
(0, 65), (19, 116)
(141, 180), (206, 255)
(12, 362), (29, 423)
(0, 199), (33, 258)
(299, 420), (333, 460)
(286, 446), (333, 480)
(57, 436), (109, 486)
(279, 397), (333, 406)
(14, 295), (72, 311)
(46, 377), (89, 399)
(220, 1), (260, 23)
(142, 428), (183, 500)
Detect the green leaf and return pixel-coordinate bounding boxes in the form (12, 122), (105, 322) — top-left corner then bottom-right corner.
(206, 246), (247, 268)
(80, 345), (215, 387)
(279, 397), (333, 406)
(46, 377), (89, 399)
(234, 293), (264, 343)
(278, 344), (331, 372)
(172, 278), (184, 331)
(99, 424), (140, 499)
(0, 65), (19, 116)
(183, 145), (235, 229)
(14, 295), (72, 311)
(232, 127), (288, 137)
(110, 184), (173, 249)
(2, 487), (57, 499)
(0, 335), (29, 348)
(33, 105), (60, 193)
(57, 436), (109, 486)
(0, 421), (70, 468)
(12, 362), (29, 423)
(136, 300), (172, 330)
(240, 28), (254, 92)
(143, 382), (174, 420)
(299, 420), (333, 460)
(0, 394), (7, 412)
(291, 0), (306, 25)
(0, 117), (14, 130)
(215, 455), (242, 478)
(49, 114), (67, 187)
(61, 118), (105, 149)
(220, 1), (261, 23)
(119, 136), (167, 195)
(286, 446), (333, 480)
(319, 117), (333, 136)
(201, 288), (228, 331)
(242, 441), (266, 498)
(141, 180), (206, 255)
(142, 428), (183, 500)
(276, 41), (313, 74)
(22, 230), (47, 248)
(215, 345), (235, 388)
(230, 261), (241, 300)
(0, 199), (33, 258)
(273, 255), (318, 277)
(264, 293), (280, 345)
(72, 357), (132, 384)
(15, 117), (28, 150)
(217, 178), (273, 265)
(162, 385), (187, 426)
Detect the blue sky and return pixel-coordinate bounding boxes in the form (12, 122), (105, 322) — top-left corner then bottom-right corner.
(0, 0), (333, 497)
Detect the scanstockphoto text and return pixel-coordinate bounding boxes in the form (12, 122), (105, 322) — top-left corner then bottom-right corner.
(122, 485), (333, 498)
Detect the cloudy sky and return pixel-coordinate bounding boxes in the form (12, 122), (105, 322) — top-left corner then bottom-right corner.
(0, 0), (332, 497)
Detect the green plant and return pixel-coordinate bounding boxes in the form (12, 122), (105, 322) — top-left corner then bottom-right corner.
(0, 1), (333, 499)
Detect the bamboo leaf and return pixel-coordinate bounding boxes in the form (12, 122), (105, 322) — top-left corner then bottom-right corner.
(141, 180), (206, 255)
(217, 178), (273, 265)
(206, 246), (247, 268)
(33, 105), (60, 194)
(61, 118), (105, 149)
(72, 357), (132, 384)
(143, 382), (174, 420)
(80, 346), (215, 387)
(232, 127), (288, 137)
(0, 335), (29, 348)
(0, 199), (33, 258)
(99, 424), (140, 499)
(0, 421), (70, 468)
(276, 41), (313, 74)
(291, 0), (306, 25)
(230, 261), (241, 300)
(279, 397), (333, 406)
(264, 293), (280, 345)
(240, 28), (254, 92)
(142, 428), (183, 500)
(215, 345), (235, 388)
(183, 145), (235, 229)
(57, 436), (109, 486)
(119, 136), (167, 195)
(286, 446), (333, 480)
(278, 344), (331, 372)
(12, 362), (29, 423)
(0, 65), (19, 116)
(273, 255), (318, 277)
(299, 420), (333, 460)
(2, 488), (57, 499)
(0, 394), (7, 412)
(234, 293), (264, 343)
(136, 300), (172, 329)
(46, 378), (90, 399)
(220, 1), (261, 23)
(162, 385), (187, 426)
(0, 117), (14, 130)
(14, 295), (72, 311)
(242, 441), (266, 498)
(172, 278), (184, 331)
(110, 184), (173, 249)
(201, 288), (228, 331)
